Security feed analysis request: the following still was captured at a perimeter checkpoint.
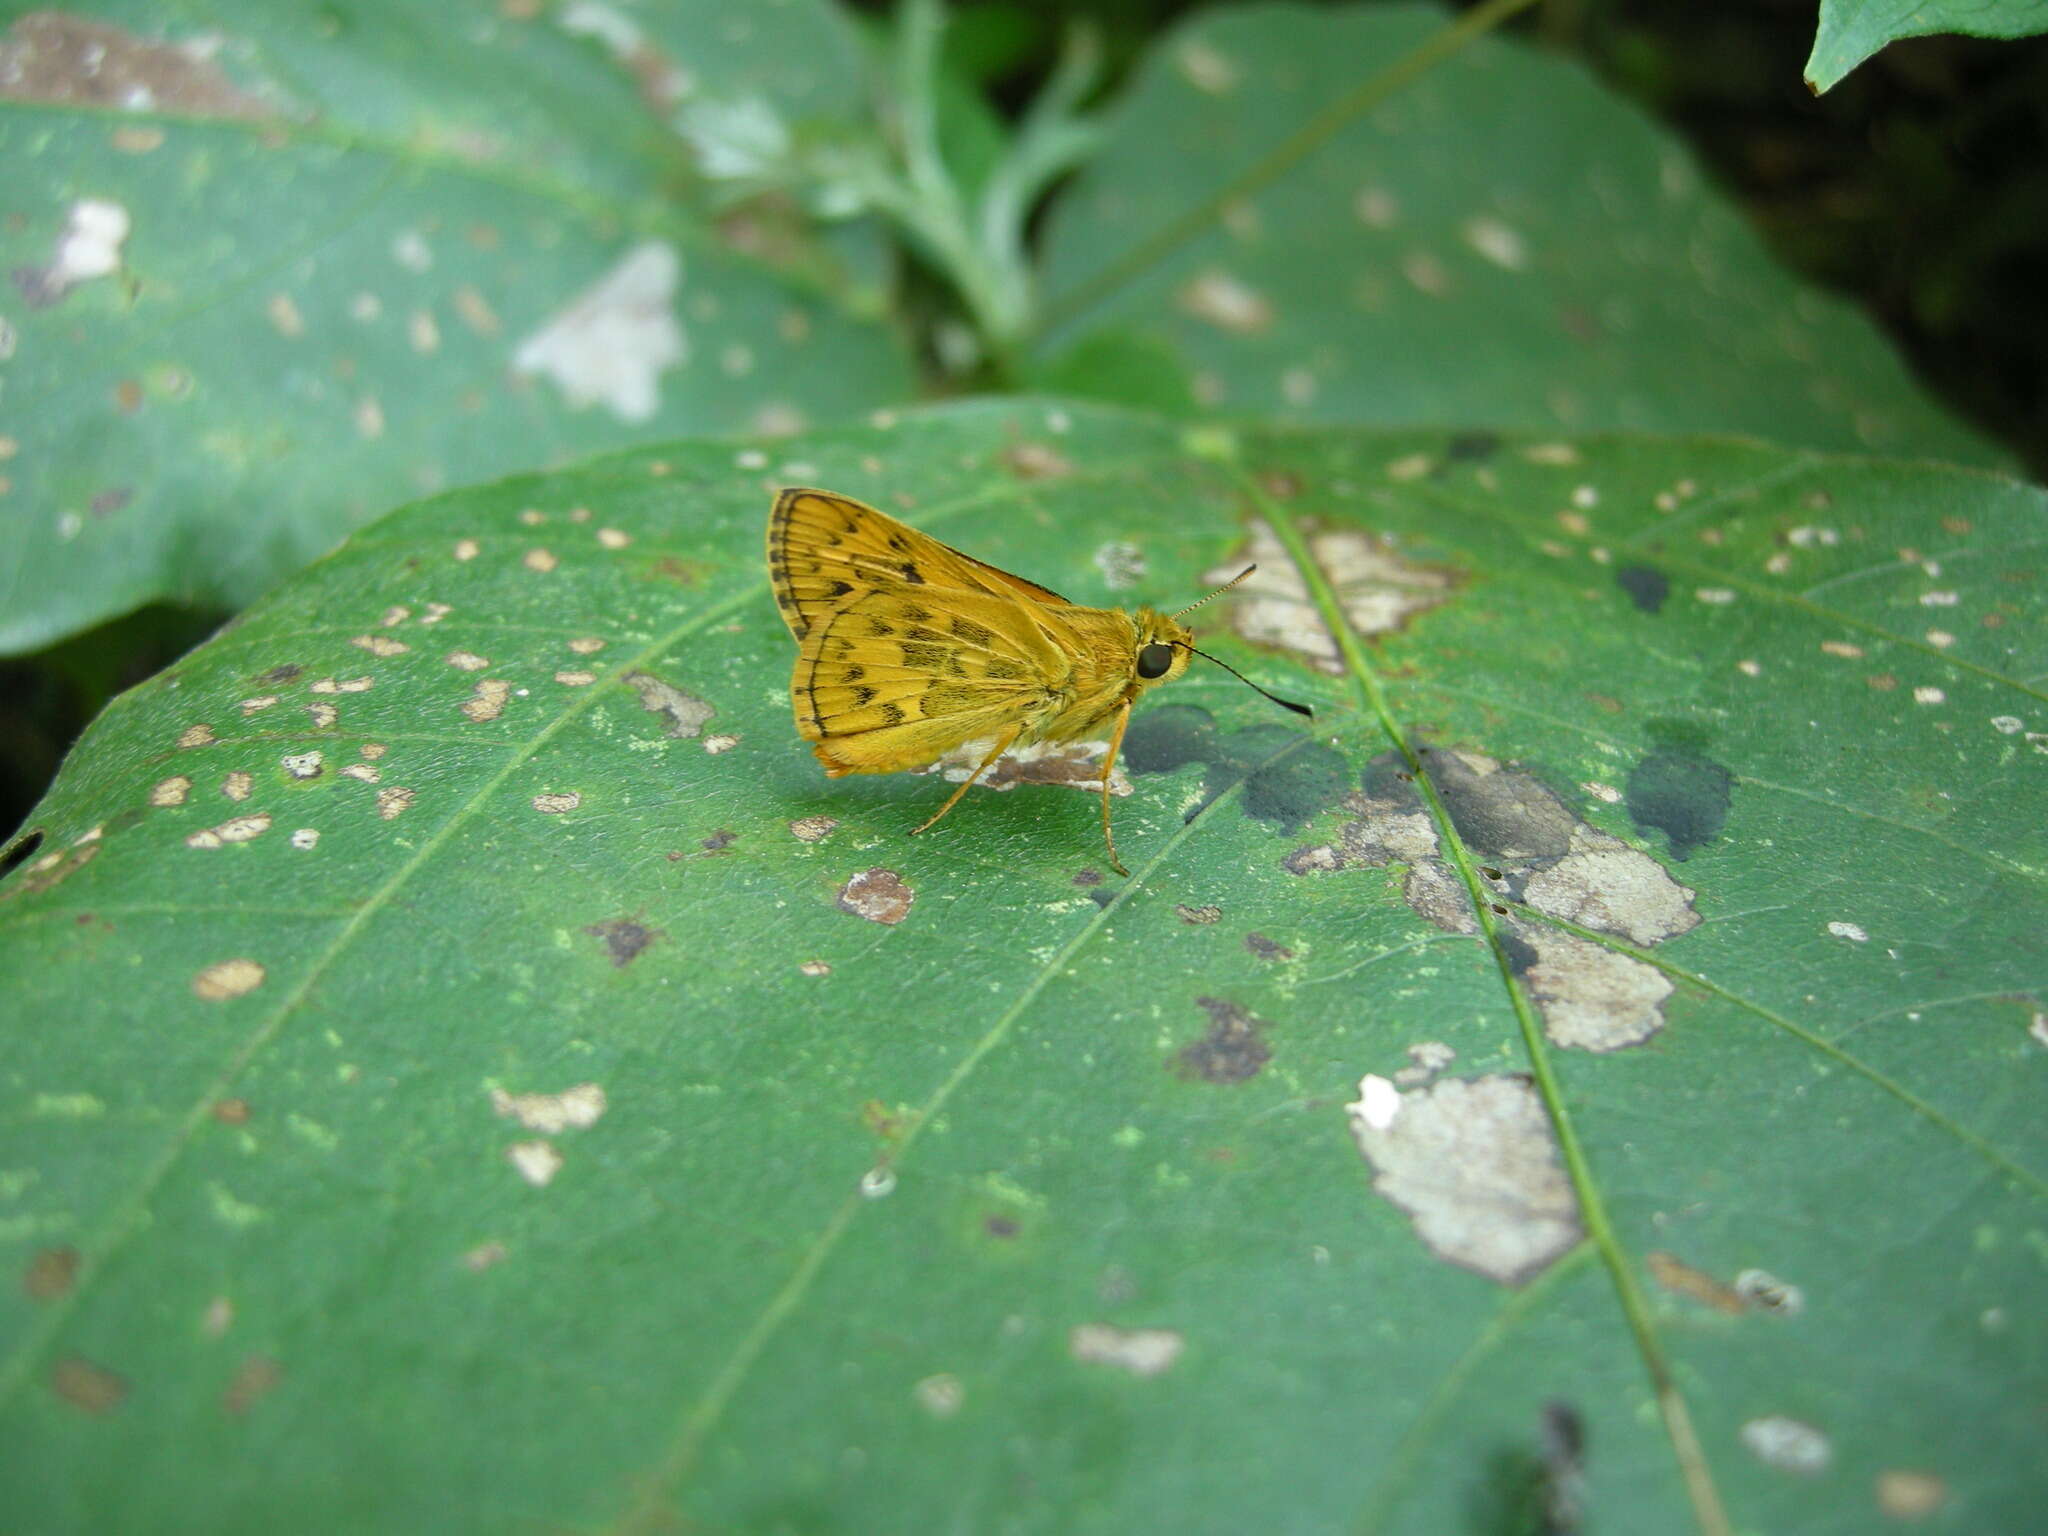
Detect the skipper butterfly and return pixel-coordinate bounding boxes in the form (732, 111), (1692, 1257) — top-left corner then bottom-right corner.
(768, 487), (1310, 874)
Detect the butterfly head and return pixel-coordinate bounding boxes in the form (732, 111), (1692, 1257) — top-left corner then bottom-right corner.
(1144, 565), (1316, 719)
(1132, 611), (1196, 687)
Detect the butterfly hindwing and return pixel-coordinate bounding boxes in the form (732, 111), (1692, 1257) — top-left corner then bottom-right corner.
(768, 487), (1071, 641)
(792, 582), (1069, 774)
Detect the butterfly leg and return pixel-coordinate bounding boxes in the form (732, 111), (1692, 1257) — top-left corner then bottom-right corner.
(1098, 701), (1134, 878)
(911, 726), (1023, 837)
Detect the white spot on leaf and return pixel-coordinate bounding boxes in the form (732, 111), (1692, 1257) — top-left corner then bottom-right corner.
(1069, 1324), (1184, 1377)
(1740, 1416), (1831, 1476)
(491, 1083), (605, 1135)
(512, 242), (684, 422)
(506, 1140), (563, 1187)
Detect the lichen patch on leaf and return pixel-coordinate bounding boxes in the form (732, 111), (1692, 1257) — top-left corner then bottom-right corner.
(512, 241), (685, 423)
(1206, 519), (1458, 673)
(1392, 1040), (1455, 1086)
(838, 868), (913, 925)
(623, 670), (715, 738)
(1345, 1074), (1583, 1284)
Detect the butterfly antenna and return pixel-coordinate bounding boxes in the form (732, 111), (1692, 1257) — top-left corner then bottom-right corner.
(1176, 642), (1314, 718)
(1170, 564), (1259, 619)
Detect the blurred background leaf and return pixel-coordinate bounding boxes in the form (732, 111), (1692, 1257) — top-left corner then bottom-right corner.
(0, 0), (915, 658)
(1805, 0), (2048, 91)
(1031, 3), (2002, 463)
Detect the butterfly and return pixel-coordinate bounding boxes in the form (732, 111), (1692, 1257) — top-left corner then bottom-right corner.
(768, 487), (1312, 875)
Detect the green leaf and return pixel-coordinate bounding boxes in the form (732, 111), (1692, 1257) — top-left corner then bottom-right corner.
(4, 399), (2044, 1532)
(1806, 0), (2048, 92)
(0, 1), (913, 655)
(1033, 4), (2003, 467)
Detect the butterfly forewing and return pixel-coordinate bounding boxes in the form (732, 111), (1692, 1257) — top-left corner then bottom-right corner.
(768, 487), (1070, 641)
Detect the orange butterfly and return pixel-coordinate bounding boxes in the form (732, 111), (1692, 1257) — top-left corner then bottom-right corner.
(768, 487), (1311, 874)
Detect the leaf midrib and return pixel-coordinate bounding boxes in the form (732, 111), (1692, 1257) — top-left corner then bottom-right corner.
(1235, 464), (1734, 1536)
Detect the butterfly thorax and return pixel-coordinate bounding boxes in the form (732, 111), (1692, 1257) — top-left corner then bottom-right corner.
(1031, 605), (1193, 741)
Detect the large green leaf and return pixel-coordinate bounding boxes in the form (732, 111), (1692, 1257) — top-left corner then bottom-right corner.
(1806, 0), (2048, 92)
(0, 0), (912, 655)
(3, 400), (2043, 1533)
(1032, 3), (2002, 468)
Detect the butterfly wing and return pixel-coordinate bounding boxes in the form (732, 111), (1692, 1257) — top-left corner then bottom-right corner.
(769, 487), (1072, 641)
(792, 582), (1071, 775)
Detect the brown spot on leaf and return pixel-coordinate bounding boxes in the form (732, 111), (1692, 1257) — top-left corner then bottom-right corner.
(211, 1098), (250, 1125)
(998, 440), (1073, 480)
(700, 828), (736, 852)
(24, 1246), (79, 1300)
(51, 1356), (127, 1415)
(192, 957), (264, 1001)
(1876, 1470), (1946, 1520)
(1175, 904), (1221, 925)
(586, 918), (660, 967)
(1178, 270), (1272, 334)
(1174, 997), (1271, 1084)
(1243, 932), (1292, 962)
(1, 842), (97, 899)
(0, 13), (271, 115)
(221, 1354), (283, 1415)
(1646, 1250), (1747, 1314)
(838, 868), (913, 925)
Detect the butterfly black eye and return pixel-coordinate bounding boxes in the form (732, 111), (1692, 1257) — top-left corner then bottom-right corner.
(1136, 642), (1175, 679)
